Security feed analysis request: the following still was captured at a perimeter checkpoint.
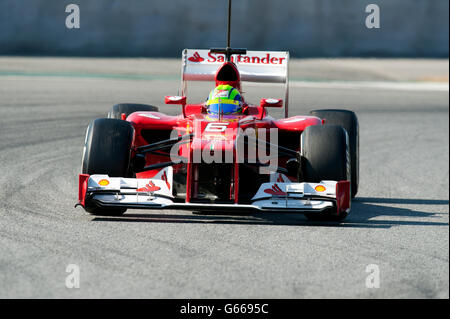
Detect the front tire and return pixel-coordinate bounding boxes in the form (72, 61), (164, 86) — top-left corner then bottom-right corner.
(309, 109), (359, 198)
(300, 125), (350, 221)
(81, 118), (134, 216)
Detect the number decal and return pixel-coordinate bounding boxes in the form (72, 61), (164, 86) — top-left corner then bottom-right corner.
(205, 122), (229, 132)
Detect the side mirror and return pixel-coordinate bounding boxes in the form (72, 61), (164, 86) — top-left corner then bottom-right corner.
(260, 98), (283, 108)
(165, 96), (186, 105)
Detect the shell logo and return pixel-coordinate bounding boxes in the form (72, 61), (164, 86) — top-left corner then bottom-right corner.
(98, 179), (110, 186)
(315, 185), (326, 192)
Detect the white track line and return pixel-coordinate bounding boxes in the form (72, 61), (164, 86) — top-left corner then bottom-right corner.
(247, 81), (449, 92)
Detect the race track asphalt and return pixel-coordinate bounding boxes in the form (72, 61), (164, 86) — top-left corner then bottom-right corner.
(0, 58), (448, 298)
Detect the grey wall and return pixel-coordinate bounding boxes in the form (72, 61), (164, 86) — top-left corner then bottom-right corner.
(0, 0), (448, 57)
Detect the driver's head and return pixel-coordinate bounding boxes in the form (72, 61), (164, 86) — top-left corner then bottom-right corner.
(206, 84), (243, 115)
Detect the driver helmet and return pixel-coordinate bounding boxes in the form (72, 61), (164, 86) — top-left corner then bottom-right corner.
(206, 84), (243, 115)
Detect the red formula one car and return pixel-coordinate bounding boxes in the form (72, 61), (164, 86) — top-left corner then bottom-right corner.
(77, 47), (359, 221)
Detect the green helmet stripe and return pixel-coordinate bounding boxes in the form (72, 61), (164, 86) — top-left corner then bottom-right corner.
(229, 88), (240, 100)
(216, 84), (230, 91)
(206, 98), (240, 106)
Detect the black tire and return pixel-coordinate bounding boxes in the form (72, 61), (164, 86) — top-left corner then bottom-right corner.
(300, 125), (350, 221)
(108, 103), (159, 119)
(309, 109), (359, 198)
(81, 118), (135, 216)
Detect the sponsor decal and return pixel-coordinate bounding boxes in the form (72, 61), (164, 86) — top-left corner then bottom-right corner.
(188, 51), (205, 63)
(187, 51), (286, 65)
(137, 181), (161, 193)
(98, 179), (110, 186)
(208, 52), (286, 65)
(315, 185), (326, 192)
(214, 90), (229, 98)
(264, 183), (287, 196)
(203, 134), (228, 141)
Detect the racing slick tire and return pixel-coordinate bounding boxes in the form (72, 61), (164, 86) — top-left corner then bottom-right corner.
(309, 109), (359, 198)
(81, 118), (134, 216)
(300, 125), (350, 221)
(108, 103), (159, 120)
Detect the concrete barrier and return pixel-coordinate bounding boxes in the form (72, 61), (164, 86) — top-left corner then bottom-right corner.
(0, 0), (448, 57)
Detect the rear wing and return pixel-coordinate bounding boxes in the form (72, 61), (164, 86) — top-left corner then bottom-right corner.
(182, 49), (290, 117)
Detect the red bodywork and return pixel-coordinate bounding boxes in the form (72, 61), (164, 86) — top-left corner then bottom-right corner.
(125, 61), (323, 205)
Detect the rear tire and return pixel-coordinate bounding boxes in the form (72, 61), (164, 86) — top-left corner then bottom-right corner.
(300, 125), (350, 221)
(108, 103), (159, 119)
(81, 118), (134, 216)
(309, 109), (359, 198)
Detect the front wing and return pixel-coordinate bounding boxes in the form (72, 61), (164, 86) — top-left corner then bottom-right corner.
(77, 174), (350, 215)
